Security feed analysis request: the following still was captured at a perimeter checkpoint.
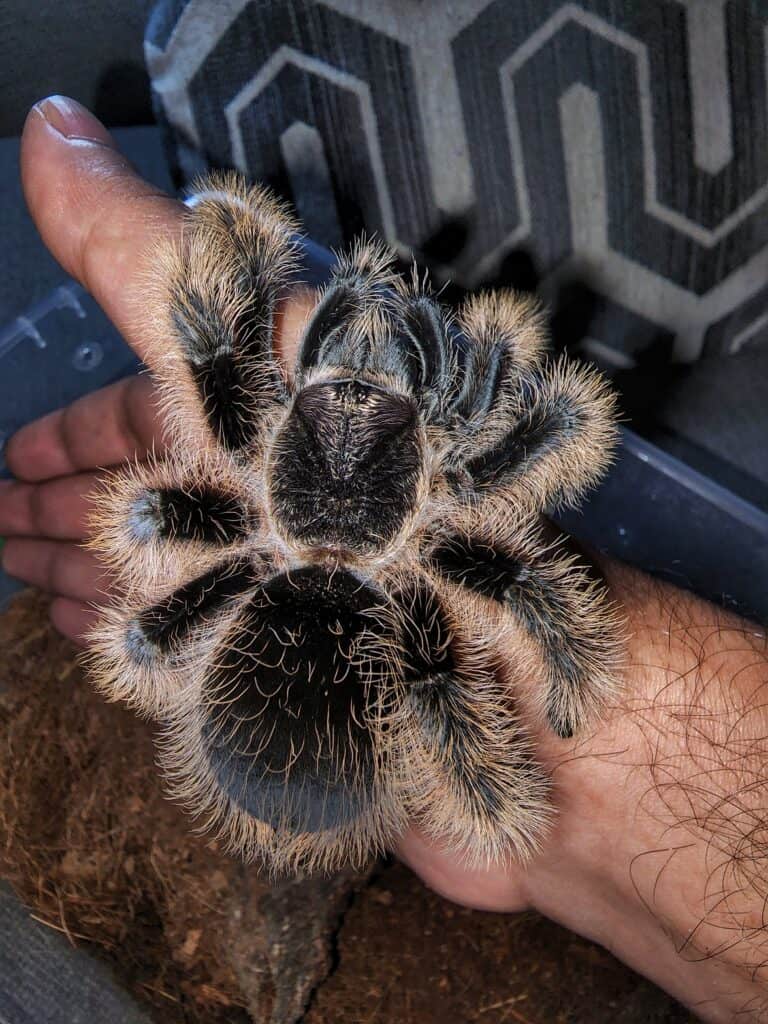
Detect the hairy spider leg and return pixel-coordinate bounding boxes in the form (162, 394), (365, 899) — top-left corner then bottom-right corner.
(166, 171), (298, 451)
(449, 290), (547, 427)
(295, 240), (400, 373)
(127, 483), (252, 545)
(389, 579), (551, 862)
(430, 526), (623, 738)
(86, 553), (265, 716)
(460, 355), (619, 512)
(130, 556), (262, 658)
(89, 447), (261, 599)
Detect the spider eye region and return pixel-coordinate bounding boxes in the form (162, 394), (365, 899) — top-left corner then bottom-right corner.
(200, 567), (387, 833)
(269, 379), (423, 554)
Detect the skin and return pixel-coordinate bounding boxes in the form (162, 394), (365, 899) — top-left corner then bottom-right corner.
(2, 97), (768, 1022)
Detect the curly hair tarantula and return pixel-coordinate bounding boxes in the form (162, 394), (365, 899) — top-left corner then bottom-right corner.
(88, 172), (624, 875)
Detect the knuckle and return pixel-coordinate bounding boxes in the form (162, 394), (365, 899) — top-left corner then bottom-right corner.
(59, 403), (84, 472)
(27, 484), (50, 535)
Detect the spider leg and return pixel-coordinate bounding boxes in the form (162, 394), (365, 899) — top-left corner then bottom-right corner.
(127, 484), (250, 545)
(296, 238), (405, 380)
(90, 448), (258, 594)
(430, 523), (624, 739)
(399, 293), (449, 388)
(129, 556), (261, 657)
(390, 578), (551, 863)
(156, 171), (298, 452)
(450, 290), (546, 425)
(460, 355), (618, 511)
(87, 554), (262, 716)
(393, 287), (460, 421)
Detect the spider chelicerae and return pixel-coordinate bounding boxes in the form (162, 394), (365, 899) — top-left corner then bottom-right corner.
(89, 173), (623, 875)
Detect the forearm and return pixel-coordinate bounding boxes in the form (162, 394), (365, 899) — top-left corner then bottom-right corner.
(527, 565), (768, 1022)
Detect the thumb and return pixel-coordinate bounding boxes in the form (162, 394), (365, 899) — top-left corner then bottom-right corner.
(21, 95), (182, 363)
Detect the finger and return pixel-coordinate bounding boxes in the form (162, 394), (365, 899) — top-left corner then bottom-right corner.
(4, 375), (161, 483)
(21, 96), (182, 363)
(0, 473), (103, 540)
(2, 539), (110, 603)
(21, 96), (316, 368)
(49, 596), (100, 645)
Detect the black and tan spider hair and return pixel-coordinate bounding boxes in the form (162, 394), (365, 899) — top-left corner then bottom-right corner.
(88, 172), (624, 875)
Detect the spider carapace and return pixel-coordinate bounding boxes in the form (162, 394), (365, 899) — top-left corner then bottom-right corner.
(89, 173), (624, 875)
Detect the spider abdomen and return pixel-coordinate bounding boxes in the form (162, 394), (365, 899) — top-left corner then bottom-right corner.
(199, 566), (388, 833)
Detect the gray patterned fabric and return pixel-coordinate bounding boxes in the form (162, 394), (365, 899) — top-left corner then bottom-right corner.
(0, 0), (153, 136)
(0, 885), (150, 1024)
(145, 0), (768, 367)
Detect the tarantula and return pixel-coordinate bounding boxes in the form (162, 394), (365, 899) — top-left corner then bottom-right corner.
(88, 173), (623, 875)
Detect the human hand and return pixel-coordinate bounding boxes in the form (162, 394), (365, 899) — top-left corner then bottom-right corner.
(0, 96), (311, 641)
(3, 98), (767, 1023)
